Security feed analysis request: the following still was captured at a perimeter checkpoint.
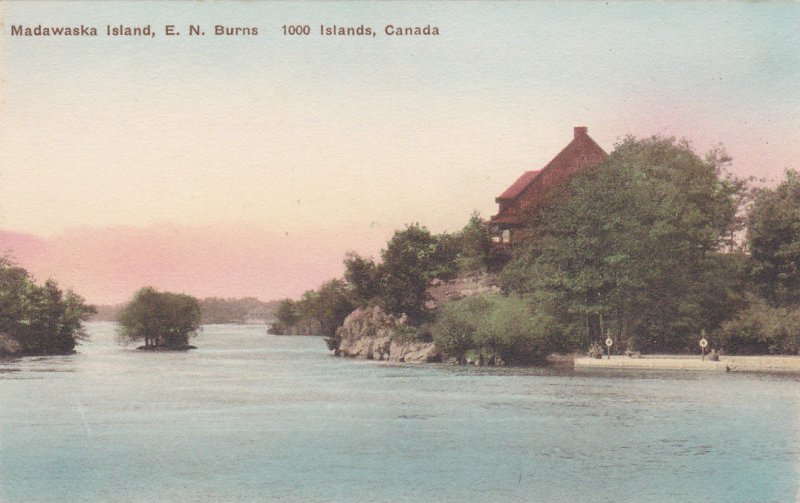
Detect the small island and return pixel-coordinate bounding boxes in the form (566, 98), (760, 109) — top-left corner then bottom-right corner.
(116, 287), (201, 351)
(0, 256), (95, 357)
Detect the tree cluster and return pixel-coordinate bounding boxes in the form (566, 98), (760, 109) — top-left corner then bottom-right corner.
(270, 215), (491, 351)
(498, 136), (800, 356)
(345, 214), (491, 320)
(116, 287), (201, 349)
(270, 279), (356, 347)
(0, 257), (95, 355)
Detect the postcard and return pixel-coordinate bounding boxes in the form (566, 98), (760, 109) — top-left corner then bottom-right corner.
(1, 2), (799, 502)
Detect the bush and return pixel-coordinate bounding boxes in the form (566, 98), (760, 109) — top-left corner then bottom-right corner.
(717, 298), (800, 355)
(432, 293), (557, 365)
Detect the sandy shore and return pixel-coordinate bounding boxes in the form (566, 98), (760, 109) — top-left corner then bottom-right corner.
(574, 355), (800, 374)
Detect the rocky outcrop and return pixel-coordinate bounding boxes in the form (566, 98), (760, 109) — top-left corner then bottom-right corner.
(335, 306), (440, 363)
(334, 273), (501, 364)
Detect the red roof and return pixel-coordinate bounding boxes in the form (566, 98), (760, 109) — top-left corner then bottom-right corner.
(491, 127), (608, 227)
(496, 170), (541, 202)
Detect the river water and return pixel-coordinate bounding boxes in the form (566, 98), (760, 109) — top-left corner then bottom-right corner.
(1, 322), (798, 502)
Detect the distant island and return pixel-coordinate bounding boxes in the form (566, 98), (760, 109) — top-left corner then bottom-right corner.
(93, 297), (279, 325)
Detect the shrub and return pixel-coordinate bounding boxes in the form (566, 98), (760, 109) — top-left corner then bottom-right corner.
(432, 293), (557, 365)
(717, 298), (800, 355)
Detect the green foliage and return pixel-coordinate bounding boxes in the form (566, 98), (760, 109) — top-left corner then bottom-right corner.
(717, 297), (800, 355)
(312, 279), (356, 340)
(454, 211), (491, 273)
(275, 298), (299, 326)
(271, 280), (354, 346)
(503, 136), (747, 353)
(343, 252), (383, 306)
(344, 215), (491, 322)
(0, 256), (95, 355)
(379, 223), (448, 321)
(431, 293), (557, 365)
(117, 287), (201, 349)
(747, 169), (800, 306)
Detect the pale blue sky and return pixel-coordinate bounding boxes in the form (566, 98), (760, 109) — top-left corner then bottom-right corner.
(3, 1), (798, 235)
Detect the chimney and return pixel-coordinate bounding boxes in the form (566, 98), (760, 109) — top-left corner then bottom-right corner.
(574, 126), (588, 138)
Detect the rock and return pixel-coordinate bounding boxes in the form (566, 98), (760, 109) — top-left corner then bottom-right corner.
(335, 306), (440, 362)
(389, 339), (440, 363)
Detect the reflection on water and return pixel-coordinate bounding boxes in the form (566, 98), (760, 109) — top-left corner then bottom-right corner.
(1, 322), (799, 502)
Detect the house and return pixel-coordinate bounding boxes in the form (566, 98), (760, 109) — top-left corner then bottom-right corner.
(489, 126), (607, 250)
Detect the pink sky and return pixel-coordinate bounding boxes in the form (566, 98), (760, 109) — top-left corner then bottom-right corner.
(2, 2), (797, 304)
(0, 225), (391, 304)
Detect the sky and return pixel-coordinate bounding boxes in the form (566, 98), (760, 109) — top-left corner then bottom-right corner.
(1, 1), (799, 304)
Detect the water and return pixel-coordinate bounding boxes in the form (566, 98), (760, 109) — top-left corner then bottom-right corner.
(1, 323), (799, 502)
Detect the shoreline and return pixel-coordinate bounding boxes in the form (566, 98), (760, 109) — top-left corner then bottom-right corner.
(574, 355), (800, 374)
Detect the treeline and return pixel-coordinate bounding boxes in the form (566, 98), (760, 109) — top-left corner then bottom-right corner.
(199, 297), (279, 324)
(93, 297), (279, 324)
(269, 213), (491, 344)
(0, 257), (95, 356)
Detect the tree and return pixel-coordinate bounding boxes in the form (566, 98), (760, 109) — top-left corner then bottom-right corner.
(0, 256), (95, 355)
(379, 223), (456, 321)
(313, 279), (356, 349)
(503, 136), (746, 353)
(454, 211), (491, 273)
(747, 169), (800, 306)
(117, 287), (201, 349)
(275, 298), (299, 327)
(343, 252), (383, 306)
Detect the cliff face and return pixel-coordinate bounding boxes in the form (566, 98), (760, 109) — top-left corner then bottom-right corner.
(335, 306), (440, 363)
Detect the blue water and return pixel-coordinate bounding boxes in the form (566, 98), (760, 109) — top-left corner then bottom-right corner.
(1, 323), (798, 502)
